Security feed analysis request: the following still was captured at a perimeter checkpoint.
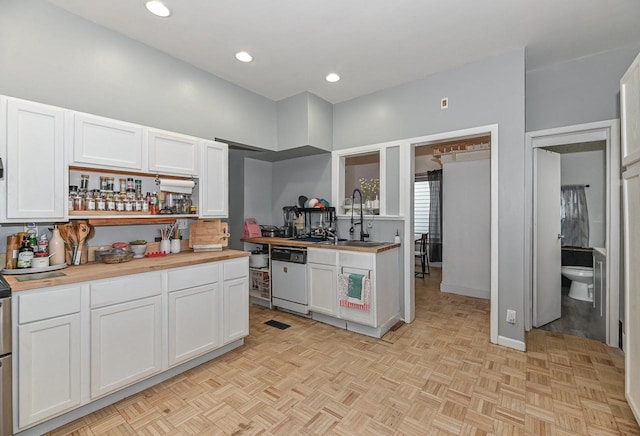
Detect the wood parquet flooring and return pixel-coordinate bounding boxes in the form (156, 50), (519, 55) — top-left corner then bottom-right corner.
(50, 268), (639, 435)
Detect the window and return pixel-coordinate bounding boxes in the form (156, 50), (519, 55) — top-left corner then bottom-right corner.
(414, 180), (430, 234)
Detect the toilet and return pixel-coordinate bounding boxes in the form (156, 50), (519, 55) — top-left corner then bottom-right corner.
(561, 266), (593, 302)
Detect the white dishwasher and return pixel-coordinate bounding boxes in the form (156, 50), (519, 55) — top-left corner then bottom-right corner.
(271, 247), (308, 315)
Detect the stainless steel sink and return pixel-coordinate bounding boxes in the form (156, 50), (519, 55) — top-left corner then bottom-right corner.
(316, 240), (388, 248)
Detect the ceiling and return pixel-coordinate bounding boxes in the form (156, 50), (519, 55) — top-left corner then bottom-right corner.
(47, 0), (640, 104)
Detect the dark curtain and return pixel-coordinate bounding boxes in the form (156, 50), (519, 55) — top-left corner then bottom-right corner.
(427, 169), (443, 262)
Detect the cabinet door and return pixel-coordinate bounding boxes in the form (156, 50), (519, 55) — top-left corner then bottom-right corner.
(4, 98), (66, 221)
(90, 296), (162, 398)
(223, 277), (249, 344)
(621, 52), (640, 166)
(18, 314), (81, 428)
(73, 112), (144, 170)
(148, 129), (199, 176)
(168, 284), (221, 367)
(200, 140), (228, 218)
(308, 263), (338, 316)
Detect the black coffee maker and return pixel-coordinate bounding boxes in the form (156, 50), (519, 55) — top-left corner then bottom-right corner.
(282, 206), (298, 238)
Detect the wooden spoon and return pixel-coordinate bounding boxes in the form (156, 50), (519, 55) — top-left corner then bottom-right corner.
(57, 224), (72, 264)
(76, 221), (91, 265)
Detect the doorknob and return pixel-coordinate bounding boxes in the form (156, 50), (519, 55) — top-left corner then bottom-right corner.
(557, 234), (565, 240)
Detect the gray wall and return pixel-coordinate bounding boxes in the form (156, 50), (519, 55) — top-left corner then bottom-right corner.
(441, 158), (491, 299)
(526, 43), (640, 132)
(334, 49), (527, 342)
(228, 150), (246, 249)
(0, 0), (277, 150)
(244, 159), (273, 226)
(270, 154), (332, 226)
(277, 92), (333, 151)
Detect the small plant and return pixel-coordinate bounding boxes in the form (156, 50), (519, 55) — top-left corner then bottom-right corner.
(130, 239), (147, 245)
(359, 178), (380, 200)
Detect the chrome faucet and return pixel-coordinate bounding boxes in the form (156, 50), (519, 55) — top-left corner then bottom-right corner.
(351, 188), (369, 242)
(325, 228), (338, 245)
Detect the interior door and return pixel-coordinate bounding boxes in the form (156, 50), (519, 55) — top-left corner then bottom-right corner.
(533, 148), (562, 327)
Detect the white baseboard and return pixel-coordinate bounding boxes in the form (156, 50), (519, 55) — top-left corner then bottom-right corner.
(440, 281), (490, 299)
(498, 335), (526, 351)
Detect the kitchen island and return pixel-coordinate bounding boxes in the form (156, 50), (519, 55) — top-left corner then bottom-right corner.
(243, 237), (401, 340)
(10, 249), (249, 436)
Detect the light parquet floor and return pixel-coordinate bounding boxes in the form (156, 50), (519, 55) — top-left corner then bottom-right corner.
(50, 268), (639, 435)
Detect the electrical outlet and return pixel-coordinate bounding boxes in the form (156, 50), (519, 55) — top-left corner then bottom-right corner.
(506, 309), (516, 324)
(176, 219), (189, 230)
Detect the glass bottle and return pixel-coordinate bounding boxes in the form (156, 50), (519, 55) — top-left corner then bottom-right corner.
(135, 179), (142, 196)
(68, 185), (78, 211)
(17, 236), (34, 269)
(49, 225), (66, 266)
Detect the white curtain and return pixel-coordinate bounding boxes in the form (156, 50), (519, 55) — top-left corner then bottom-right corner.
(561, 185), (589, 247)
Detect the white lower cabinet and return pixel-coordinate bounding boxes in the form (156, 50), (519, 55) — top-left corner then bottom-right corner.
(17, 284), (83, 429)
(18, 313), (81, 428)
(223, 278), (249, 344)
(14, 257), (249, 432)
(308, 263), (338, 316)
(90, 296), (162, 399)
(168, 284), (221, 366)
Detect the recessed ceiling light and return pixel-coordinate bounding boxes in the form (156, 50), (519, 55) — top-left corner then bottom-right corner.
(235, 51), (253, 63)
(145, 1), (171, 17)
(326, 73), (340, 83)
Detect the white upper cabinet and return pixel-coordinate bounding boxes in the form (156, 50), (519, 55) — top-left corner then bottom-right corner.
(148, 128), (199, 176)
(73, 112), (144, 170)
(200, 140), (228, 218)
(2, 97), (67, 222)
(621, 51), (640, 166)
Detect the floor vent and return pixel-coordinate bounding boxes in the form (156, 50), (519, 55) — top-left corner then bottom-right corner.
(265, 320), (291, 330)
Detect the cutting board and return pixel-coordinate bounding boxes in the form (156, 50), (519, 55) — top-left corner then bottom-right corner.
(189, 219), (230, 248)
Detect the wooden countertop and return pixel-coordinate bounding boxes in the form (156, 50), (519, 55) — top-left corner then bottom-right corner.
(241, 237), (400, 253)
(6, 249), (250, 292)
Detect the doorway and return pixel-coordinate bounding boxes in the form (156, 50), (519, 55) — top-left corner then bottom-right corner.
(403, 124), (499, 346)
(533, 142), (607, 341)
(525, 120), (621, 347)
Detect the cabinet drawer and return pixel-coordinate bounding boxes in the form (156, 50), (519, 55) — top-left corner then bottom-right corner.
(90, 272), (161, 308)
(308, 248), (337, 265)
(19, 286), (82, 324)
(339, 252), (374, 270)
(224, 258), (249, 281)
(168, 263), (220, 291)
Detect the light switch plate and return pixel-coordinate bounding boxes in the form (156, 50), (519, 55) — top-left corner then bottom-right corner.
(506, 309), (516, 324)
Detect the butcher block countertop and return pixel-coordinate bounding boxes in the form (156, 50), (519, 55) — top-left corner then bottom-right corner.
(241, 237), (400, 253)
(6, 249), (249, 292)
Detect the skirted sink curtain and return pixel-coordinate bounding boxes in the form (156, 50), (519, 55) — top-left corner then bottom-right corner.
(560, 184), (590, 248)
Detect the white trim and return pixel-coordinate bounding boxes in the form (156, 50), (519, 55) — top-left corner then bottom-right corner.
(524, 120), (620, 348)
(498, 335), (526, 351)
(404, 124), (499, 344)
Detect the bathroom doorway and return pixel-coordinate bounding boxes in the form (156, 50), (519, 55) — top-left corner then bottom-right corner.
(525, 120), (621, 347)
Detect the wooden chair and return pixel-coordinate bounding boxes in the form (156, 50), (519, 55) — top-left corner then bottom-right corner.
(415, 233), (430, 277)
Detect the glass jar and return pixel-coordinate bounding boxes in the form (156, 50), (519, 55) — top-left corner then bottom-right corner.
(182, 194), (192, 214)
(73, 194), (85, 211)
(86, 191), (96, 211)
(80, 174), (90, 191)
(106, 193), (116, 211)
(97, 192), (106, 211)
(141, 195), (149, 212)
(119, 178), (127, 194)
(100, 176), (109, 192)
(135, 195), (144, 212)
(115, 195), (125, 212)
(124, 197), (134, 212)
(106, 177), (115, 192)
(68, 185), (78, 211)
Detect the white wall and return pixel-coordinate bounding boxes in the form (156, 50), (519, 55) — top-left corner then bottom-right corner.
(441, 157), (491, 299)
(561, 150), (606, 248)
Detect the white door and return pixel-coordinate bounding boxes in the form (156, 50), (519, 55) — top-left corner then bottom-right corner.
(199, 140), (228, 217)
(222, 277), (249, 344)
(90, 296), (162, 398)
(168, 284), (221, 367)
(4, 98), (67, 221)
(18, 314), (81, 427)
(148, 128), (199, 176)
(623, 165), (640, 423)
(533, 148), (562, 327)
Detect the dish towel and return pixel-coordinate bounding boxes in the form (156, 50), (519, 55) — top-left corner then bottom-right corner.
(338, 273), (371, 311)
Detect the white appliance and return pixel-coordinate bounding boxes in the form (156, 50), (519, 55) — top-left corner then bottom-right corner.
(271, 247), (308, 314)
(621, 50), (640, 424)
